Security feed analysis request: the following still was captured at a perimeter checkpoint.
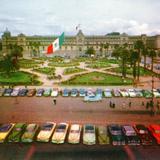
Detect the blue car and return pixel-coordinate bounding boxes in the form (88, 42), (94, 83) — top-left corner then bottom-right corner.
(79, 89), (86, 97)
(84, 95), (102, 102)
(71, 89), (78, 97)
(62, 89), (70, 97)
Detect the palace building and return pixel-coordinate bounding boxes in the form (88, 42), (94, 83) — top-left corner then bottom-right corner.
(1, 29), (160, 58)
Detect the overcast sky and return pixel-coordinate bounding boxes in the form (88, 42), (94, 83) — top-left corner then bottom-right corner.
(0, 0), (160, 37)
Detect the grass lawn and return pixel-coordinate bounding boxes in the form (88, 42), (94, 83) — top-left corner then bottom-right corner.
(19, 59), (42, 68)
(48, 62), (79, 67)
(107, 67), (156, 76)
(62, 71), (133, 85)
(0, 71), (41, 85)
(86, 62), (111, 69)
(33, 67), (55, 75)
(63, 67), (86, 75)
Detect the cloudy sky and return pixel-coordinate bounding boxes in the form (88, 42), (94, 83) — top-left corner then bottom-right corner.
(0, 0), (160, 37)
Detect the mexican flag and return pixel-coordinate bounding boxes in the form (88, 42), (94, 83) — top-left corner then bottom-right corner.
(47, 32), (64, 54)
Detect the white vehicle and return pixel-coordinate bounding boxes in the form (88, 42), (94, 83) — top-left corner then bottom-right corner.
(153, 89), (160, 98)
(11, 88), (20, 96)
(51, 88), (59, 97)
(119, 89), (129, 97)
(127, 89), (136, 98)
(51, 123), (69, 144)
(83, 124), (96, 145)
(37, 122), (56, 142)
(104, 89), (112, 98)
(68, 124), (81, 144)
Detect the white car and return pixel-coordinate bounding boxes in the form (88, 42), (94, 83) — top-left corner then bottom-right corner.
(68, 124), (81, 144)
(127, 89), (136, 98)
(11, 88), (20, 96)
(119, 89), (129, 97)
(153, 89), (160, 98)
(37, 122), (56, 142)
(51, 123), (69, 144)
(51, 88), (59, 97)
(104, 89), (112, 98)
(83, 124), (96, 145)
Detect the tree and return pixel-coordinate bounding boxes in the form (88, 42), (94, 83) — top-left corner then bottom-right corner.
(142, 47), (149, 69)
(148, 49), (157, 71)
(85, 47), (96, 57)
(130, 50), (139, 81)
(10, 44), (23, 60)
(134, 40), (144, 81)
(0, 54), (19, 77)
(104, 43), (109, 57)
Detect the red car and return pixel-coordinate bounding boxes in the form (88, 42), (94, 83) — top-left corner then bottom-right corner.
(148, 124), (160, 144)
(134, 124), (153, 145)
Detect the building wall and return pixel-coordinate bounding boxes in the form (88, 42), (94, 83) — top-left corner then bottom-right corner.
(1, 30), (160, 57)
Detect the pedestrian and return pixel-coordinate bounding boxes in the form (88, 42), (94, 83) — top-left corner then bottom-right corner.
(129, 101), (131, 108)
(122, 102), (125, 109)
(53, 98), (56, 105)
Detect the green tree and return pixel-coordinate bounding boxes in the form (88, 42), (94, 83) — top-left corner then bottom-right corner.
(85, 47), (96, 57)
(148, 49), (157, 71)
(10, 44), (23, 60)
(134, 40), (144, 81)
(0, 54), (19, 77)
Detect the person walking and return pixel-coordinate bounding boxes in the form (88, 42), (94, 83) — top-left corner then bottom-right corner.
(53, 98), (57, 105)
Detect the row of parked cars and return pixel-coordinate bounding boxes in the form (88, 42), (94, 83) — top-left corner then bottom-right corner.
(0, 122), (160, 146)
(0, 87), (160, 98)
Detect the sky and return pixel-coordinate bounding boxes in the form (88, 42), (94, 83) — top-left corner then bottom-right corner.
(0, 0), (160, 37)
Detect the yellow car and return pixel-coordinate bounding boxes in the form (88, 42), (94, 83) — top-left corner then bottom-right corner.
(37, 122), (56, 142)
(52, 123), (69, 144)
(68, 124), (81, 144)
(0, 123), (15, 143)
(21, 124), (39, 143)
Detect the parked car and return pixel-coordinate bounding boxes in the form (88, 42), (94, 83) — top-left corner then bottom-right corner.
(0, 123), (15, 143)
(104, 89), (112, 98)
(112, 89), (121, 97)
(142, 90), (152, 98)
(11, 88), (20, 97)
(79, 88), (86, 97)
(108, 124), (125, 145)
(148, 124), (160, 144)
(122, 125), (140, 145)
(119, 89), (129, 97)
(18, 88), (28, 96)
(134, 124), (153, 145)
(127, 89), (136, 98)
(153, 89), (160, 98)
(62, 89), (70, 97)
(68, 124), (81, 144)
(134, 89), (143, 97)
(51, 88), (59, 97)
(7, 123), (26, 142)
(71, 88), (78, 97)
(3, 88), (13, 96)
(37, 122), (56, 142)
(83, 124), (96, 145)
(84, 94), (102, 102)
(36, 88), (44, 97)
(43, 88), (51, 97)
(21, 124), (39, 143)
(97, 126), (110, 145)
(27, 89), (36, 97)
(96, 88), (103, 97)
(51, 123), (69, 144)
(0, 88), (5, 96)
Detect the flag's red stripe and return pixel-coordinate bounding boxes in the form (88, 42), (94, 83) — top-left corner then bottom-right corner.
(47, 44), (53, 54)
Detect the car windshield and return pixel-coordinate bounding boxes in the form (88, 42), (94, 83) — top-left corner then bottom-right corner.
(42, 124), (53, 131)
(0, 124), (12, 132)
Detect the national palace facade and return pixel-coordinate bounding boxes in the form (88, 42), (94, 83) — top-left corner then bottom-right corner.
(1, 29), (160, 57)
